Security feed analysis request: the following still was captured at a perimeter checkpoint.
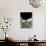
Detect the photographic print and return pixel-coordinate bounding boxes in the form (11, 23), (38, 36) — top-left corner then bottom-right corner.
(20, 12), (32, 28)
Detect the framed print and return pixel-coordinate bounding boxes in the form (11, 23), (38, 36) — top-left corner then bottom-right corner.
(20, 12), (32, 28)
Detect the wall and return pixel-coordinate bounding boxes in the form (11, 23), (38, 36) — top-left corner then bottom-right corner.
(0, 0), (46, 40)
